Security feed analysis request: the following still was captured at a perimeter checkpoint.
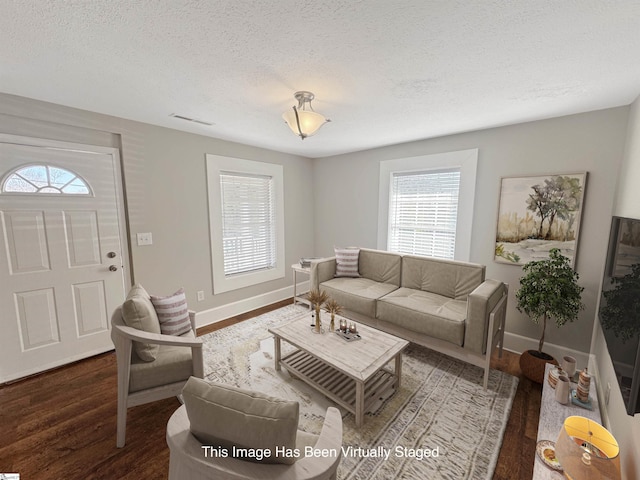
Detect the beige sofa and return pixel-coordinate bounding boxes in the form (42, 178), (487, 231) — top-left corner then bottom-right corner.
(310, 248), (507, 388)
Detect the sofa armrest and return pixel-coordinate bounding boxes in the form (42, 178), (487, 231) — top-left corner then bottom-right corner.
(465, 279), (507, 354)
(310, 257), (336, 291)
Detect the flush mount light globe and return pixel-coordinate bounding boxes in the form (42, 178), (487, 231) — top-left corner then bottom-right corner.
(282, 91), (330, 139)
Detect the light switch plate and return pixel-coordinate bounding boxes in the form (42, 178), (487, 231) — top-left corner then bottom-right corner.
(137, 232), (153, 246)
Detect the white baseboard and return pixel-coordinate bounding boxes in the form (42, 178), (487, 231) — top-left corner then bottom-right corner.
(503, 331), (590, 368)
(195, 280), (309, 328)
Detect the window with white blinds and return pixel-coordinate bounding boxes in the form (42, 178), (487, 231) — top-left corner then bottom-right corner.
(220, 172), (276, 276)
(207, 155), (285, 294)
(388, 168), (461, 259)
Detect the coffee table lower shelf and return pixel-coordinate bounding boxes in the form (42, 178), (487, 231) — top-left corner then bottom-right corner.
(280, 349), (398, 422)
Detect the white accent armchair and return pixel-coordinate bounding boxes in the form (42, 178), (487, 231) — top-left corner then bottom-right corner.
(166, 404), (343, 480)
(111, 305), (204, 447)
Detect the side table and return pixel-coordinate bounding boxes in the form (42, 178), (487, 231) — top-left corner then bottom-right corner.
(533, 363), (601, 479)
(291, 263), (311, 308)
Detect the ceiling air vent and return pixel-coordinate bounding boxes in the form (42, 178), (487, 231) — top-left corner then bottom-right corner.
(169, 113), (215, 126)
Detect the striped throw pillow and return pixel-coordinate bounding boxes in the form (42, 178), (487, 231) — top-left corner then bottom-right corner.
(334, 247), (360, 277)
(150, 288), (192, 336)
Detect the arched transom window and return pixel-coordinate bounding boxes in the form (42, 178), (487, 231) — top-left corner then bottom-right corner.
(1, 164), (92, 195)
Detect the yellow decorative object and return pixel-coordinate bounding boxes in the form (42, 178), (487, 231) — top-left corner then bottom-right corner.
(555, 415), (620, 479)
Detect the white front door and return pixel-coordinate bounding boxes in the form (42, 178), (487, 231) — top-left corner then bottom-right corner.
(0, 136), (127, 383)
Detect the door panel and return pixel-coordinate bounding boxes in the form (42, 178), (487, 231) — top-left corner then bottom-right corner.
(3, 210), (51, 273)
(0, 139), (126, 383)
(73, 281), (108, 336)
(15, 288), (60, 350)
(64, 210), (101, 267)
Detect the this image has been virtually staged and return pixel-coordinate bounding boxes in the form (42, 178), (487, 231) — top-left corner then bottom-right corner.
(200, 444), (440, 462)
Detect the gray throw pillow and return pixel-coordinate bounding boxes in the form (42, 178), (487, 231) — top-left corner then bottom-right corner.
(121, 284), (161, 361)
(182, 377), (300, 465)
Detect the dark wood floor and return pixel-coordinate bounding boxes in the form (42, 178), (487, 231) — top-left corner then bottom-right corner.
(0, 299), (541, 479)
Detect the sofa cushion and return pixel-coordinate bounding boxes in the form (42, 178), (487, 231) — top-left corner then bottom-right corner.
(401, 255), (484, 301)
(121, 284), (161, 361)
(376, 287), (467, 346)
(182, 377), (299, 465)
(150, 287), (192, 336)
(129, 329), (195, 392)
(321, 277), (398, 318)
(358, 249), (402, 286)
(334, 247), (360, 277)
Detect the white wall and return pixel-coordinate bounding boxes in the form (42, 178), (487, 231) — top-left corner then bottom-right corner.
(0, 93), (315, 318)
(313, 108), (629, 357)
(591, 96), (640, 479)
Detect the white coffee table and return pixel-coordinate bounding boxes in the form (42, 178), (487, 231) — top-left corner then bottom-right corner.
(269, 312), (409, 427)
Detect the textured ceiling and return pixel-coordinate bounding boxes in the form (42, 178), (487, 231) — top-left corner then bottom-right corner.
(2, 1), (640, 158)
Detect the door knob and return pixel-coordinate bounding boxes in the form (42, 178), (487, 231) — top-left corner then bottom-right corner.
(107, 252), (117, 258)
(109, 265), (118, 272)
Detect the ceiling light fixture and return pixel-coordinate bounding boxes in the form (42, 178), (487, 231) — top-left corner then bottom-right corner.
(282, 91), (330, 140)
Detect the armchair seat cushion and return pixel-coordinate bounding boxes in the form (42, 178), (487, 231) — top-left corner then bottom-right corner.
(129, 330), (195, 393)
(376, 287), (467, 346)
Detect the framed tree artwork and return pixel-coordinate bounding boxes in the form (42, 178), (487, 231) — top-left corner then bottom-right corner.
(494, 172), (587, 266)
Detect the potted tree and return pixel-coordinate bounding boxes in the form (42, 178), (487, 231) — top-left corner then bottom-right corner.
(516, 248), (585, 383)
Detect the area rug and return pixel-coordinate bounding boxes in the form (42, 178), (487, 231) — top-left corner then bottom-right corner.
(202, 304), (518, 480)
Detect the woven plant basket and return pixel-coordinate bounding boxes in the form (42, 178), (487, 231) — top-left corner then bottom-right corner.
(519, 350), (558, 384)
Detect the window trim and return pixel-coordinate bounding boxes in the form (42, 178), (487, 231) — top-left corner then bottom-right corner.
(206, 155), (285, 294)
(377, 149), (478, 262)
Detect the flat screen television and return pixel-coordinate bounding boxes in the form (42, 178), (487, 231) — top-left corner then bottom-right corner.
(599, 216), (640, 415)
